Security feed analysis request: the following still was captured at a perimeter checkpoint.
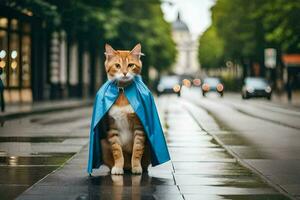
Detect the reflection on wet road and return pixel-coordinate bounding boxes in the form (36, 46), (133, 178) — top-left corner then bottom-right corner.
(181, 87), (300, 199)
(0, 108), (91, 200)
(11, 95), (290, 200)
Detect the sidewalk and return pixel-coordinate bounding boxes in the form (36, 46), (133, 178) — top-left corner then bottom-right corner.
(0, 99), (93, 121)
(16, 96), (290, 200)
(272, 91), (300, 108)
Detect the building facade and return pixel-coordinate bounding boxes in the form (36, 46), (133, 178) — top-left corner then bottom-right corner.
(0, 5), (103, 103)
(171, 12), (199, 76)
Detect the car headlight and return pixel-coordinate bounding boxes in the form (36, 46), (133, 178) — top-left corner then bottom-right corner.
(246, 86), (254, 93)
(265, 86), (272, 93)
(202, 83), (210, 91)
(157, 85), (164, 92)
(217, 84), (224, 92)
(173, 84), (181, 93)
(193, 79), (201, 86)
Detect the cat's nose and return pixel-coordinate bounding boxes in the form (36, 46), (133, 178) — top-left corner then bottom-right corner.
(123, 72), (127, 76)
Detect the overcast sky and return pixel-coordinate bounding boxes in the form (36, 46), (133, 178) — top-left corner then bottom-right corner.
(161, 0), (216, 39)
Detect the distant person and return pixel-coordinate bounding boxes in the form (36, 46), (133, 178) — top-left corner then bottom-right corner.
(286, 76), (293, 102)
(0, 68), (5, 112)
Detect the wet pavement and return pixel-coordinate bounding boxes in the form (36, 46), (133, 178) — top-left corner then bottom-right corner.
(0, 108), (91, 199)
(0, 95), (288, 199)
(0, 99), (92, 122)
(180, 87), (300, 199)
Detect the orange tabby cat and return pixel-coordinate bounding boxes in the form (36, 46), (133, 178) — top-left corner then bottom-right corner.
(101, 44), (150, 175)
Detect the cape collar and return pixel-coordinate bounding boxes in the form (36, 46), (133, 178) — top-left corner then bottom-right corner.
(112, 75), (142, 93)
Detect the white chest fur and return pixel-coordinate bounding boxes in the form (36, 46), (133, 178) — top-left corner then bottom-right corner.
(108, 104), (135, 146)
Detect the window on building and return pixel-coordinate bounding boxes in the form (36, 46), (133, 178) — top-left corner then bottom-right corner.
(22, 22), (31, 33)
(0, 17), (8, 28)
(0, 30), (8, 86)
(22, 35), (31, 87)
(0, 15), (32, 102)
(9, 33), (20, 87)
(11, 19), (19, 30)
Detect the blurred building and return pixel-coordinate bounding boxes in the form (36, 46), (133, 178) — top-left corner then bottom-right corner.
(171, 12), (199, 76)
(0, 5), (102, 103)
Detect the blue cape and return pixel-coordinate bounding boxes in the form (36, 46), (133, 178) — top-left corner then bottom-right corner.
(87, 76), (170, 174)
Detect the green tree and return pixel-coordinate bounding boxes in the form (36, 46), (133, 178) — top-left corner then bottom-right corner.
(198, 25), (224, 69)
(1, 0), (60, 26)
(254, 0), (300, 53)
(106, 0), (177, 82)
(2, 0), (177, 82)
(199, 0), (300, 78)
(212, 0), (266, 77)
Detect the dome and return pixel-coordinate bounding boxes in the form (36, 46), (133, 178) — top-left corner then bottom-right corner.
(172, 12), (189, 32)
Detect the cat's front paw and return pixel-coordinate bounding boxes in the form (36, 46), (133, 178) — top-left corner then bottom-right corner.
(111, 166), (124, 175)
(131, 165), (143, 174)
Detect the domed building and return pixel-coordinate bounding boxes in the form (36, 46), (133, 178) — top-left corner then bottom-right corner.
(172, 12), (199, 76)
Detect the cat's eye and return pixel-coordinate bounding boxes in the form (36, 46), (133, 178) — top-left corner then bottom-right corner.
(115, 64), (121, 69)
(128, 63), (135, 68)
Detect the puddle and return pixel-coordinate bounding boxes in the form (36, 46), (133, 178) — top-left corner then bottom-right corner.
(0, 137), (65, 143)
(30, 115), (83, 125)
(0, 152), (74, 200)
(0, 153), (74, 166)
(0, 136), (86, 143)
(89, 173), (175, 186)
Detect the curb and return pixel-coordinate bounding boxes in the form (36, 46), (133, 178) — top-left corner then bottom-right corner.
(0, 100), (93, 121)
(181, 99), (296, 200)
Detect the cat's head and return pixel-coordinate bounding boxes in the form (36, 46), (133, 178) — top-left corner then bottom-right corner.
(104, 43), (144, 87)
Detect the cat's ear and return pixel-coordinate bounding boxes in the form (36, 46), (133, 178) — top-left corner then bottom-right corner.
(104, 44), (117, 59)
(130, 43), (144, 59)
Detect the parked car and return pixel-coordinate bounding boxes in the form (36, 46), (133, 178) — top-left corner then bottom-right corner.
(242, 77), (272, 100)
(202, 77), (224, 97)
(157, 75), (181, 96)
